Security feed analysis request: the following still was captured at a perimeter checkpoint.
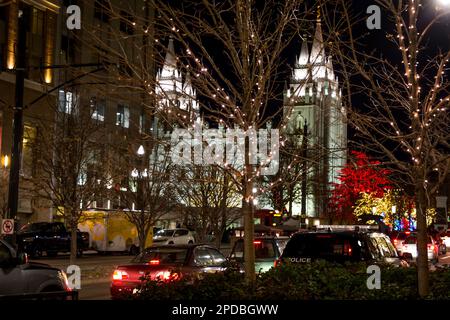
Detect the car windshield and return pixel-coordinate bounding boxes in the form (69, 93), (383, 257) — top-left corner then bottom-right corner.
(155, 230), (175, 237)
(396, 233), (407, 240)
(404, 236), (432, 244)
(132, 248), (188, 264)
(18, 223), (46, 233)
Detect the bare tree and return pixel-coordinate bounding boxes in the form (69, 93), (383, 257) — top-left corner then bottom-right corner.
(30, 87), (108, 264)
(111, 139), (177, 252)
(175, 164), (241, 248)
(323, 0), (450, 296)
(80, 0), (317, 281)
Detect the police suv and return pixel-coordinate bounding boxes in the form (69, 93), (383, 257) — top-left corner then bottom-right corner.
(277, 225), (405, 266)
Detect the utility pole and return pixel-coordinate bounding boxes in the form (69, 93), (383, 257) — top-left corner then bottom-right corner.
(5, 7), (26, 246)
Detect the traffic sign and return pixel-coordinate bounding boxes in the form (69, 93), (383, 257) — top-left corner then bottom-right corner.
(1, 219), (14, 235)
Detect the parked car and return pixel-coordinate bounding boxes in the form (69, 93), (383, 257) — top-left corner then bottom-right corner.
(0, 239), (72, 298)
(277, 225), (405, 267)
(229, 236), (289, 273)
(402, 234), (439, 264)
(432, 233), (447, 255)
(152, 228), (195, 245)
(16, 222), (90, 258)
(441, 230), (450, 248)
(111, 244), (227, 299)
(388, 230), (411, 256)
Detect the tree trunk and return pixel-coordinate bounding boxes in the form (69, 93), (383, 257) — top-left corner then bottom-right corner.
(243, 169), (255, 282)
(416, 185), (429, 297)
(70, 224), (77, 265)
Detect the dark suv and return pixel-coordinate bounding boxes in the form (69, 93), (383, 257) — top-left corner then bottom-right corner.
(278, 226), (403, 266)
(17, 222), (89, 258)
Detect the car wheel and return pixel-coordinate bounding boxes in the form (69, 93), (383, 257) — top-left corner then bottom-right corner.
(168, 241), (174, 245)
(129, 245), (139, 256)
(188, 240), (194, 244)
(31, 246), (43, 259)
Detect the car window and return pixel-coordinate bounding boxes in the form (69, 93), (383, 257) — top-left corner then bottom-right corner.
(0, 242), (12, 267)
(19, 223), (45, 233)
(254, 240), (276, 259)
(155, 230), (175, 237)
(370, 236), (392, 258)
(133, 248), (188, 264)
(230, 240), (244, 259)
(52, 224), (64, 233)
(283, 234), (358, 261)
(194, 247), (214, 266)
(397, 233), (407, 240)
(276, 239), (288, 255)
(207, 248), (226, 265)
(404, 236), (417, 244)
(174, 229), (188, 237)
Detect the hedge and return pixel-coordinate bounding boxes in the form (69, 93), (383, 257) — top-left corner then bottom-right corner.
(123, 261), (450, 300)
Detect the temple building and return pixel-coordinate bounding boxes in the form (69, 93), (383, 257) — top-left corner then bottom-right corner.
(283, 17), (347, 219)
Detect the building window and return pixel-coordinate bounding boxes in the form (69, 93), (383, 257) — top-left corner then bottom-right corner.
(120, 10), (134, 35)
(139, 112), (145, 134)
(94, 0), (110, 22)
(21, 124), (36, 177)
(116, 104), (129, 128)
(91, 97), (105, 121)
(58, 90), (74, 114)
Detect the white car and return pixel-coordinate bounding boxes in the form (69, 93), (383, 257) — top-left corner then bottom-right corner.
(441, 231), (450, 248)
(152, 228), (195, 245)
(402, 234), (439, 264)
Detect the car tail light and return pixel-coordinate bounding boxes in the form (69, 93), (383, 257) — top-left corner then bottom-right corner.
(254, 241), (262, 245)
(428, 244), (435, 251)
(112, 270), (129, 281)
(149, 259), (160, 265)
(393, 239), (398, 245)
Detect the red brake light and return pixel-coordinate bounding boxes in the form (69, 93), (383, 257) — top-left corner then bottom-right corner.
(253, 241), (262, 245)
(112, 270), (129, 281)
(149, 259), (160, 265)
(405, 231), (411, 235)
(393, 239), (398, 245)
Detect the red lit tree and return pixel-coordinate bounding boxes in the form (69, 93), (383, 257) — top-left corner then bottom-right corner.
(328, 151), (392, 223)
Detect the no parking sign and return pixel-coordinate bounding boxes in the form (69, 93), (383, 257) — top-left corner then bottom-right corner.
(1, 219), (14, 235)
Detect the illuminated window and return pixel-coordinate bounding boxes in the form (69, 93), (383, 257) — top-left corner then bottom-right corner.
(58, 90), (74, 114)
(139, 112), (145, 133)
(116, 104), (129, 128)
(21, 124), (36, 177)
(91, 97), (105, 121)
